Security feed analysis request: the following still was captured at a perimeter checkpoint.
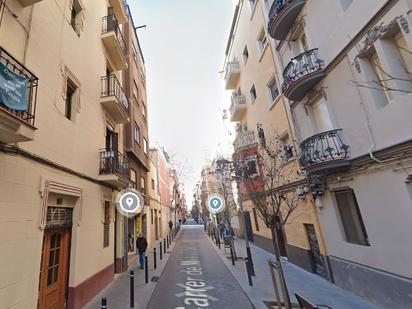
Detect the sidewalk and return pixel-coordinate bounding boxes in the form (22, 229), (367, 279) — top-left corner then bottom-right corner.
(208, 235), (382, 309)
(84, 232), (179, 309)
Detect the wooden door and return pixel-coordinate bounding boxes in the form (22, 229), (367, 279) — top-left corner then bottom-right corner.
(38, 228), (71, 309)
(305, 224), (326, 277)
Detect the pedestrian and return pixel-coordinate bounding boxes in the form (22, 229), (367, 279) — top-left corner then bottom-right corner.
(218, 221), (226, 238)
(168, 220), (173, 231)
(136, 233), (148, 269)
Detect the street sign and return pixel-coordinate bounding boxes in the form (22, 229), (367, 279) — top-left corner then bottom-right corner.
(207, 194), (225, 214)
(115, 188), (144, 217)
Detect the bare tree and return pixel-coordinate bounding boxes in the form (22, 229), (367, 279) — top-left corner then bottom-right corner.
(213, 156), (238, 234)
(236, 124), (302, 308)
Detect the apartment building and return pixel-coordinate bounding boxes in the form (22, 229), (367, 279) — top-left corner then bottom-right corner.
(223, 0), (329, 277)
(149, 148), (173, 241)
(268, 0), (412, 307)
(122, 5), (150, 265)
(0, 0), (131, 308)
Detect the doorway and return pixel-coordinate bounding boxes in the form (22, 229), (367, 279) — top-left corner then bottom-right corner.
(38, 228), (71, 309)
(154, 210), (159, 240)
(305, 223), (326, 277)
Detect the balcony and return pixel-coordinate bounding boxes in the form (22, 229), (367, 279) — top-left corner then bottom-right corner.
(108, 0), (128, 24)
(98, 149), (130, 187)
(17, 0), (44, 7)
(100, 74), (129, 124)
(233, 131), (257, 152)
(268, 0), (305, 40)
(282, 48), (325, 101)
(299, 129), (350, 173)
(0, 47), (37, 143)
(224, 61), (240, 90)
(230, 95), (247, 122)
(101, 15), (127, 71)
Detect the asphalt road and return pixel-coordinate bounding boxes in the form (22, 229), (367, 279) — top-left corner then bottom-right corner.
(146, 224), (254, 309)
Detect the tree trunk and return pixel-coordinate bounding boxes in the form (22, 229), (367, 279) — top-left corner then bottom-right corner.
(270, 225), (292, 309)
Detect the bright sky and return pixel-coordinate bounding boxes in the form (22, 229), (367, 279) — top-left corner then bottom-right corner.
(129, 0), (236, 208)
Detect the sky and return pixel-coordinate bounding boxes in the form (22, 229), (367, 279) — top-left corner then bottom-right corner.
(129, 0), (236, 208)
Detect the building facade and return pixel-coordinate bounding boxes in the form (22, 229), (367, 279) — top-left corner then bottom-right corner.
(223, 0), (329, 277)
(268, 0), (412, 307)
(0, 0), (134, 308)
(122, 5), (150, 267)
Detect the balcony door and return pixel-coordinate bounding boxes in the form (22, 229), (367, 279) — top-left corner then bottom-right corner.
(311, 99), (334, 134)
(105, 127), (118, 173)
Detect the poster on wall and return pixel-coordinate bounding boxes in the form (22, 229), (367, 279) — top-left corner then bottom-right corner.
(0, 62), (28, 111)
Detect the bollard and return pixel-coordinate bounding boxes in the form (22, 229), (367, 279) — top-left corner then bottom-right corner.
(164, 238), (166, 254)
(129, 271), (134, 308)
(245, 259), (253, 286)
(230, 246), (235, 266)
(167, 236), (170, 250)
(101, 297), (107, 309)
(218, 236), (221, 249)
(153, 247), (157, 269)
(145, 256), (149, 284)
(160, 242), (163, 260)
(211, 230), (215, 241)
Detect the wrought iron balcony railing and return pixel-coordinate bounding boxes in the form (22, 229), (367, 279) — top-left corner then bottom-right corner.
(102, 14), (127, 56)
(268, 0), (305, 40)
(99, 148), (130, 179)
(100, 74), (129, 112)
(233, 131), (257, 151)
(230, 94), (246, 121)
(0, 47), (38, 126)
(299, 129), (350, 170)
(282, 48), (325, 100)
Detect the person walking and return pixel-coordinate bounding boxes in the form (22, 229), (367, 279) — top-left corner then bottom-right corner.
(136, 233), (148, 269)
(168, 220), (173, 232)
(218, 221), (226, 238)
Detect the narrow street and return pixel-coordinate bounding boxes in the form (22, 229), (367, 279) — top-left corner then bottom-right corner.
(147, 223), (254, 309)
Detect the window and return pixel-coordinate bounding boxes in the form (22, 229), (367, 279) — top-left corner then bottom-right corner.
(142, 102), (146, 118)
(252, 208), (260, 231)
(248, 0), (256, 13)
(299, 33), (309, 52)
(65, 82), (75, 120)
(311, 99), (334, 133)
(70, 0), (84, 36)
(151, 178), (155, 190)
(141, 176), (146, 194)
(257, 29), (268, 55)
(130, 169), (137, 189)
(134, 123), (140, 144)
(250, 85), (257, 102)
(340, 0), (353, 11)
(334, 189), (369, 246)
(369, 50), (392, 106)
(279, 133), (294, 162)
(132, 44), (138, 62)
(65, 80), (80, 120)
(143, 138), (148, 154)
(63, 68), (80, 121)
(103, 201), (110, 248)
(394, 31), (412, 77)
(268, 77), (279, 103)
(245, 156), (259, 178)
(243, 46), (249, 64)
(151, 209), (154, 224)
